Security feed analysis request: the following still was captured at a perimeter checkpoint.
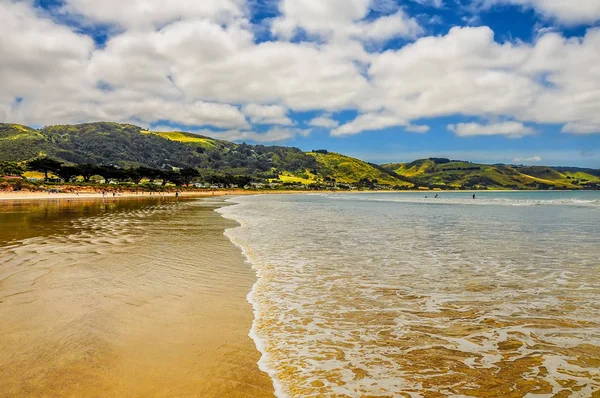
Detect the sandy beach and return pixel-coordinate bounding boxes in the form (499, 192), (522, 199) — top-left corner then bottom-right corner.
(0, 197), (274, 397)
(0, 188), (342, 202)
(0, 190), (245, 201)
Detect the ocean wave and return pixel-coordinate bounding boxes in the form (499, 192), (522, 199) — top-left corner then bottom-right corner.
(323, 193), (600, 207)
(217, 194), (600, 397)
(218, 202), (289, 398)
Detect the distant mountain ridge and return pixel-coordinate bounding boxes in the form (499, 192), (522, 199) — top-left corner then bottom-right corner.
(1, 122), (598, 190)
(383, 158), (600, 190)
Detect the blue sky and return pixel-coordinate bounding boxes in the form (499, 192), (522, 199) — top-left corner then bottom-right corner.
(2, 0), (600, 167)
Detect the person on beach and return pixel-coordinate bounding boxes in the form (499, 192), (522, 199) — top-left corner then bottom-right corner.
(473, 194), (476, 199)
(175, 192), (179, 198)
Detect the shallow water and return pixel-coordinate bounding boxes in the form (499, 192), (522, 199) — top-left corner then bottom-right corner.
(218, 192), (600, 398)
(0, 198), (274, 397)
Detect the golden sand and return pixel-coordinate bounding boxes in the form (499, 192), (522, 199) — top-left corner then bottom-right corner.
(0, 198), (274, 397)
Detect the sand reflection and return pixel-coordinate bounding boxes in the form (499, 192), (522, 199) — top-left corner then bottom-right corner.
(0, 198), (273, 397)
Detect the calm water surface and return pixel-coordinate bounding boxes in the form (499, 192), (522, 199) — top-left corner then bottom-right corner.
(0, 197), (273, 398)
(218, 191), (600, 398)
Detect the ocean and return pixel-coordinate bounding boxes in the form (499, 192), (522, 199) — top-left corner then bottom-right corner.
(218, 191), (600, 398)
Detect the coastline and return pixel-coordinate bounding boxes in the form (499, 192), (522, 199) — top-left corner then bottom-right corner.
(0, 188), (587, 203)
(204, 192), (600, 396)
(0, 190), (248, 201)
(217, 199), (288, 398)
(0, 189), (335, 202)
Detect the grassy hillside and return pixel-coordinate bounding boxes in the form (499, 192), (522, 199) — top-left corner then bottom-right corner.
(383, 158), (598, 190)
(0, 123), (316, 183)
(1, 122), (412, 187)
(0, 122), (319, 173)
(0, 124), (48, 161)
(144, 130), (225, 151)
(39, 123), (203, 167)
(514, 166), (600, 187)
(1, 123), (598, 189)
(309, 152), (413, 187)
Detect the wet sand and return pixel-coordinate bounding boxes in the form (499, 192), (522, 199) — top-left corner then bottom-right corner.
(0, 189), (336, 202)
(0, 190), (246, 201)
(0, 197), (274, 397)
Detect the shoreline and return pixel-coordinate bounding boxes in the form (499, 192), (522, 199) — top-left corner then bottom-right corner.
(201, 199), (278, 398)
(0, 188), (587, 203)
(0, 189), (335, 202)
(217, 201), (287, 398)
(0, 190), (248, 201)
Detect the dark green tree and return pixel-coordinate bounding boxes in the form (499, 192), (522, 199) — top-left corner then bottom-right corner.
(112, 169), (129, 183)
(97, 165), (118, 184)
(126, 168), (143, 184)
(76, 164), (100, 182)
(234, 175), (252, 188)
(27, 157), (62, 181)
(0, 161), (25, 177)
(55, 166), (80, 183)
(136, 167), (160, 183)
(180, 168), (200, 186)
(163, 170), (183, 186)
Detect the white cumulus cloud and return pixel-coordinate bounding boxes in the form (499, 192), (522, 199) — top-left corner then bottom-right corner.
(214, 127), (311, 143)
(271, 0), (423, 42)
(309, 115), (340, 129)
(333, 112), (407, 136)
(406, 124), (430, 133)
(60, 0), (247, 29)
(561, 122), (600, 135)
(512, 156), (542, 163)
(472, 0), (600, 25)
(242, 104), (293, 125)
(1, 1), (600, 142)
(448, 122), (536, 138)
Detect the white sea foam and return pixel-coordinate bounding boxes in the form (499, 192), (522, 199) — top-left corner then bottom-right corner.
(219, 204), (290, 398)
(323, 192), (600, 207)
(217, 193), (600, 397)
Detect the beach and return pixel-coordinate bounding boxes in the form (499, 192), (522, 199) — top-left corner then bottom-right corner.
(0, 197), (274, 397)
(2, 191), (600, 398)
(0, 189), (343, 203)
(0, 190), (246, 201)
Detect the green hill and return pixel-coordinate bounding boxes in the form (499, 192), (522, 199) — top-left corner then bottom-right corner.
(514, 166), (600, 187)
(0, 122), (398, 186)
(0, 124), (48, 161)
(383, 158), (599, 190)
(144, 130), (225, 151)
(1, 123), (598, 189)
(308, 152), (412, 187)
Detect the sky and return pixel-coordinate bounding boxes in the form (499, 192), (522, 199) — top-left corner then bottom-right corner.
(1, 0), (600, 167)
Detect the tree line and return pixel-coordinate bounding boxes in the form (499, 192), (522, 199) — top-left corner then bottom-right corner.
(22, 158), (254, 188)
